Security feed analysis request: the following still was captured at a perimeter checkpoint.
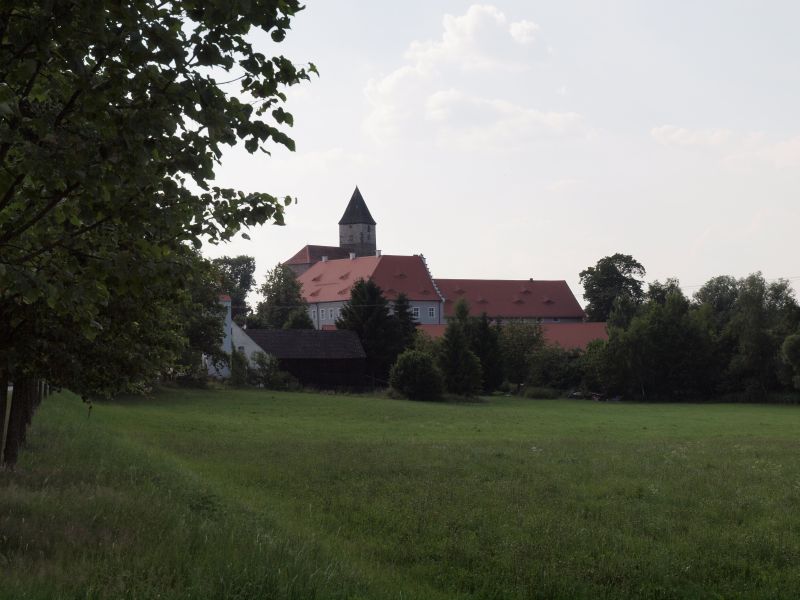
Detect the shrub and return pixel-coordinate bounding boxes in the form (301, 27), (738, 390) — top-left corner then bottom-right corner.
(389, 350), (444, 401)
(230, 349), (249, 387)
(528, 345), (583, 390)
(249, 351), (301, 391)
(523, 386), (562, 399)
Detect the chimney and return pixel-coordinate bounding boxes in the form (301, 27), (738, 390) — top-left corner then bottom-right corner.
(322, 256), (328, 262)
(376, 249), (382, 257)
(349, 252), (356, 260)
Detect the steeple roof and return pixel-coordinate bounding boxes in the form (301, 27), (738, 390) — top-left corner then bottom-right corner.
(338, 186), (376, 225)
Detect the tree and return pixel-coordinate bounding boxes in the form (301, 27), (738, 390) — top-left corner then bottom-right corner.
(580, 254), (646, 322)
(282, 308), (314, 330)
(724, 274), (800, 395)
(782, 334), (800, 390)
(0, 1), (314, 465)
(451, 299), (502, 393)
(392, 293), (417, 351)
(336, 279), (399, 383)
(500, 322), (542, 390)
(470, 313), (504, 393)
(528, 345), (583, 391)
(438, 322), (482, 397)
(251, 263), (309, 329)
(614, 289), (715, 400)
(213, 256), (256, 324)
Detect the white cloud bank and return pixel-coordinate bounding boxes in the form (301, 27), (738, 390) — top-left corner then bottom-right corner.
(363, 4), (581, 150)
(651, 125), (800, 169)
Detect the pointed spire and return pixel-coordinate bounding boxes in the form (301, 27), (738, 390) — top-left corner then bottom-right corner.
(338, 186), (376, 225)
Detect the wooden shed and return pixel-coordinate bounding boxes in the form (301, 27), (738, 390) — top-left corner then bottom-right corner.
(244, 329), (366, 389)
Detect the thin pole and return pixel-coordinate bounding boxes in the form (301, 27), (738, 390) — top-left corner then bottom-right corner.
(0, 379), (11, 465)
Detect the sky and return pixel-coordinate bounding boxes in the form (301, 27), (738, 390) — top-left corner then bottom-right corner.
(204, 1), (800, 304)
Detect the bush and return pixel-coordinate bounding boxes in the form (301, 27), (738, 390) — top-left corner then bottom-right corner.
(249, 351), (301, 391)
(523, 386), (562, 399)
(230, 349), (249, 387)
(528, 345), (583, 390)
(389, 350), (444, 401)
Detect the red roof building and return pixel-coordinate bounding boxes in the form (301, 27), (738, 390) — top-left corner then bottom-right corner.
(417, 322), (607, 351)
(297, 254), (445, 329)
(435, 279), (586, 323)
(284, 245), (351, 276)
(540, 322), (608, 350)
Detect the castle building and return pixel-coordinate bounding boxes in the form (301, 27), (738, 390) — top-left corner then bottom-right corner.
(284, 187), (377, 277)
(284, 186), (606, 348)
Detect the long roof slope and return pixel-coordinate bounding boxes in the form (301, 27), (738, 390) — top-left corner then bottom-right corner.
(245, 329), (366, 360)
(284, 244), (350, 266)
(338, 186), (376, 225)
(298, 255), (441, 303)
(435, 279), (586, 319)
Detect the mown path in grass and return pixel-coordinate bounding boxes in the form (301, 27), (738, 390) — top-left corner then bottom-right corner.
(3, 389), (800, 599)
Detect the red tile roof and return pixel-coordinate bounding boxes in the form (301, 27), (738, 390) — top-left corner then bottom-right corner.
(418, 324), (446, 339)
(541, 322), (608, 350)
(284, 245), (350, 266)
(435, 279), (585, 320)
(419, 322), (607, 351)
(298, 255), (441, 303)
(219, 294), (232, 302)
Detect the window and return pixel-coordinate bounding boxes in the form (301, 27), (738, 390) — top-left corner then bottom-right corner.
(428, 307), (436, 319)
(330, 308), (336, 320)
(311, 308), (317, 320)
(412, 307), (420, 320)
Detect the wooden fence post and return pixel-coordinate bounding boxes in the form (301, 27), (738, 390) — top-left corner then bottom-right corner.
(0, 371), (10, 466)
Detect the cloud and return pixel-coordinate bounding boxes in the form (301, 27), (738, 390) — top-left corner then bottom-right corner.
(651, 125), (733, 147)
(363, 4), (579, 149)
(651, 125), (800, 169)
(425, 90), (583, 149)
(404, 5), (540, 71)
(509, 20), (540, 45)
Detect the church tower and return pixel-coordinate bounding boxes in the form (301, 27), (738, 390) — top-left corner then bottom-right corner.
(338, 186), (377, 257)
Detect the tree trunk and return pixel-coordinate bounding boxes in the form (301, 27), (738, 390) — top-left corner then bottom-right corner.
(3, 378), (29, 466)
(0, 367), (9, 465)
(22, 377), (34, 429)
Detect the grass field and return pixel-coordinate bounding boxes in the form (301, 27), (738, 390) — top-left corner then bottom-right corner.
(3, 389), (800, 599)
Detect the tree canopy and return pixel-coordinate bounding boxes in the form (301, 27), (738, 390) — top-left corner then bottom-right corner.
(580, 254), (646, 322)
(336, 279), (412, 383)
(0, 0), (313, 464)
(250, 263), (310, 329)
(213, 255), (256, 324)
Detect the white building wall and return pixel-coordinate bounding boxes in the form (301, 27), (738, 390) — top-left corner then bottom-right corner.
(308, 299), (444, 329)
(231, 321), (265, 365)
(207, 298), (233, 378)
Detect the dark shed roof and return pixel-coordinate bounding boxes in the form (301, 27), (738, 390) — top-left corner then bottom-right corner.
(245, 329), (366, 360)
(338, 187), (376, 226)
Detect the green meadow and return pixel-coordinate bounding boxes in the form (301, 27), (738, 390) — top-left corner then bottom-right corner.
(3, 389), (800, 599)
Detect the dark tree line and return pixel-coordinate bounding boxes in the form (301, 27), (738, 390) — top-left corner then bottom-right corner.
(580, 255), (800, 401)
